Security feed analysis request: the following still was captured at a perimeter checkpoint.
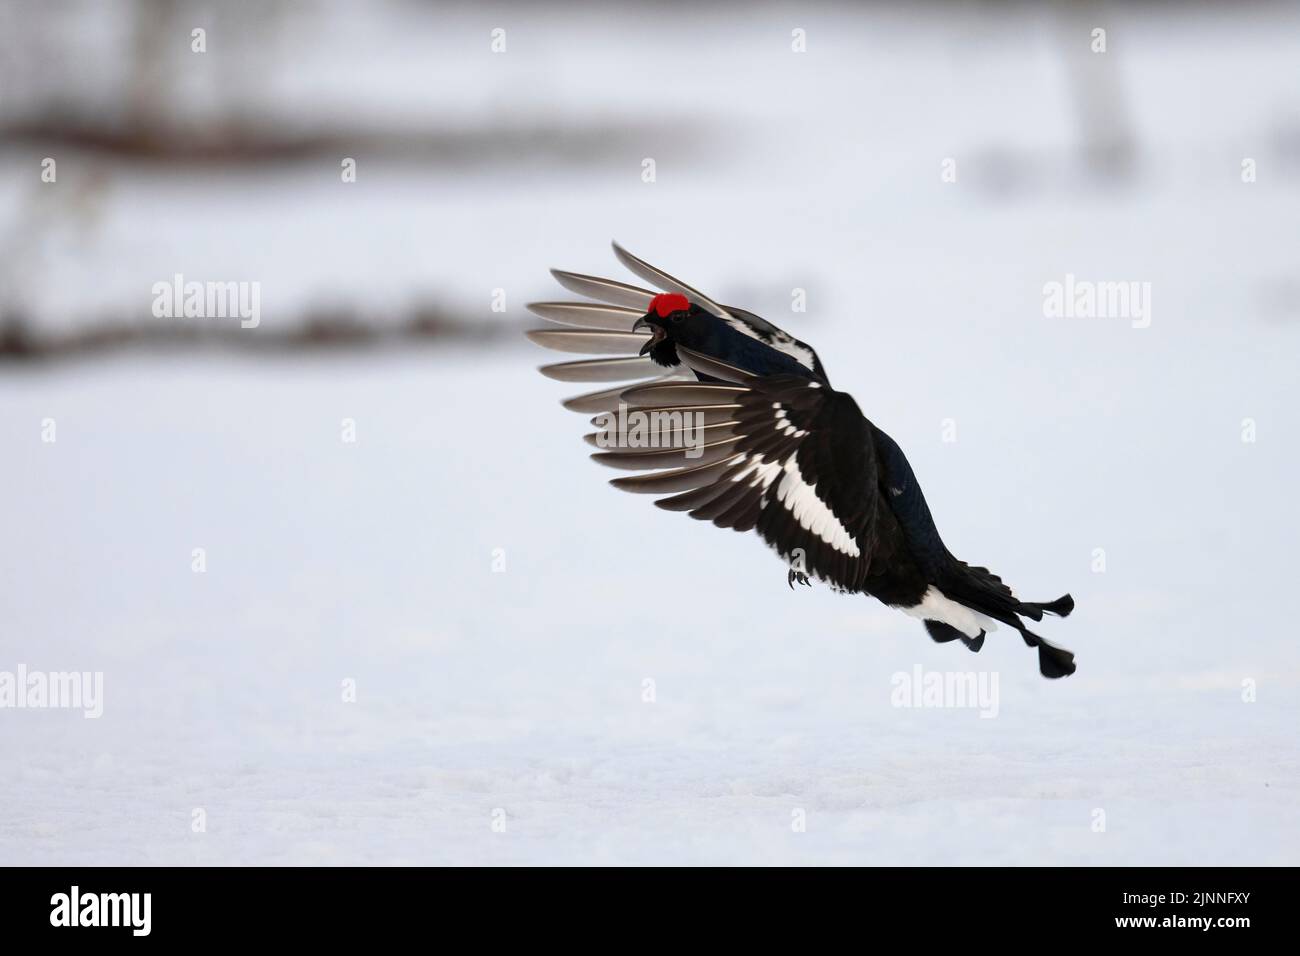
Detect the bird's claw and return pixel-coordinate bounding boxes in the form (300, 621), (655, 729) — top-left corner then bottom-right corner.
(787, 569), (811, 589)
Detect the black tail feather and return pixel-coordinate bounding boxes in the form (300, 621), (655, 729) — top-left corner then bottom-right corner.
(933, 595), (1077, 679)
(1011, 620), (1077, 678)
(927, 563), (1078, 677)
(1036, 641), (1077, 679)
(924, 620), (985, 653)
(924, 620), (962, 643)
(1021, 593), (1074, 620)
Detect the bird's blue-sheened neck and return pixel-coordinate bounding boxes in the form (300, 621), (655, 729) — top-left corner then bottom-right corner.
(695, 321), (820, 380)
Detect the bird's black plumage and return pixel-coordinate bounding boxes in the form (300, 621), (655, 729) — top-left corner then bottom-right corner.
(527, 243), (1077, 678)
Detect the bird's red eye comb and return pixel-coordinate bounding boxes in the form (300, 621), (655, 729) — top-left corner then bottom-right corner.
(649, 293), (691, 318)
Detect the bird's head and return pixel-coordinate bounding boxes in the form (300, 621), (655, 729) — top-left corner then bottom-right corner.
(632, 293), (709, 367)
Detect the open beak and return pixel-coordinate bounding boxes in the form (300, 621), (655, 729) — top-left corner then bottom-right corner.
(633, 315), (665, 355)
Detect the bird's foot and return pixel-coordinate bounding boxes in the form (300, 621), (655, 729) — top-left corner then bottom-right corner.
(787, 569), (812, 589)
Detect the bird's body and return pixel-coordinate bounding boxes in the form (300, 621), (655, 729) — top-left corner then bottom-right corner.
(528, 243), (1077, 678)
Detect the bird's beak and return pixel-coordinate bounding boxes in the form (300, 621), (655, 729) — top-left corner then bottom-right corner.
(633, 314), (665, 356)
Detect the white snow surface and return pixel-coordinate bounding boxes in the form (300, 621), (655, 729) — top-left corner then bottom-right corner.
(1, 339), (1296, 866)
(1, 0), (1299, 865)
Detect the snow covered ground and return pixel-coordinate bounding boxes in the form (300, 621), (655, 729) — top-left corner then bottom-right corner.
(2, 335), (1296, 865)
(1, 1), (1298, 865)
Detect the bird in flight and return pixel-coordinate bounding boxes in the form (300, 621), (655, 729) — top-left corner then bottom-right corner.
(527, 243), (1077, 678)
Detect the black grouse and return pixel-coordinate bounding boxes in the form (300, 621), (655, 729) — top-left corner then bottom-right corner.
(527, 243), (1077, 678)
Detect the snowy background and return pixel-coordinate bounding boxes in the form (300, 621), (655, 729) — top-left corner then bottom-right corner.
(1, 0), (1298, 865)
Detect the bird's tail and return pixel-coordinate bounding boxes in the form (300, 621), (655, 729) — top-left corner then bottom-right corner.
(1009, 616), (1077, 679)
(1017, 593), (1075, 621)
(938, 558), (1077, 679)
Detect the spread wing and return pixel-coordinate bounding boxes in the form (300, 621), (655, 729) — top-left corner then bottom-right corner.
(592, 348), (908, 593)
